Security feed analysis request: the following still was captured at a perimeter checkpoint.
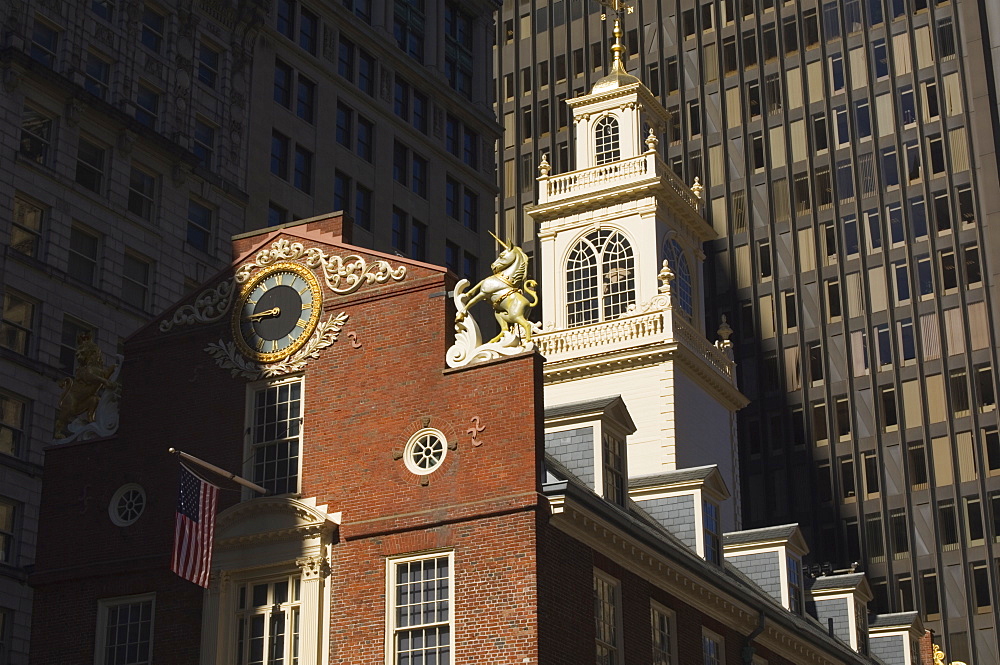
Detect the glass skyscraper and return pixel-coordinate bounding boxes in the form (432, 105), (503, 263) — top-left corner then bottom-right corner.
(495, 1), (1000, 661)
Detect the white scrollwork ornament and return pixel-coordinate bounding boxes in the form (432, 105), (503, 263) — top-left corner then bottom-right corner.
(206, 312), (350, 379)
(161, 239), (406, 333)
(159, 279), (236, 332)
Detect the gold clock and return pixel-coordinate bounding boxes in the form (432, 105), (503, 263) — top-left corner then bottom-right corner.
(232, 262), (323, 363)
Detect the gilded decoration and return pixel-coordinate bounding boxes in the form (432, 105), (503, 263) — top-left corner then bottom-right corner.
(156, 238), (405, 378)
(53, 333), (121, 441)
(447, 236), (539, 368)
(159, 238), (407, 333)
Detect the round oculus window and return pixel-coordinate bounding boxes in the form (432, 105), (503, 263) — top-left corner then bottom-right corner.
(109, 483), (146, 527)
(403, 428), (448, 476)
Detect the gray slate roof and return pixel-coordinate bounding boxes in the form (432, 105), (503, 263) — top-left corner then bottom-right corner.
(629, 465), (717, 489)
(869, 612), (920, 628)
(723, 524), (800, 545)
(808, 573), (867, 591)
(545, 395), (623, 419)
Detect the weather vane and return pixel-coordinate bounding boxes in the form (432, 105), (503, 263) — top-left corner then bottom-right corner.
(597, 0), (634, 21)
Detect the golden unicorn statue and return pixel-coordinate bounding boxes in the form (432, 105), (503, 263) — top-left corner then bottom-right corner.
(456, 233), (538, 343)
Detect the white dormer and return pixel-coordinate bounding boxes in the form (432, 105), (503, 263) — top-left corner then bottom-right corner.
(526, 21), (747, 531)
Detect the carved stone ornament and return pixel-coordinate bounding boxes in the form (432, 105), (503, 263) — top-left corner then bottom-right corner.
(205, 311), (349, 380)
(296, 554), (330, 580)
(159, 238), (407, 333)
(446, 237), (539, 368)
(53, 334), (122, 443)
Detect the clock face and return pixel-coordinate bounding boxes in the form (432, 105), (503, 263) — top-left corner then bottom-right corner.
(232, 262), (322, 363)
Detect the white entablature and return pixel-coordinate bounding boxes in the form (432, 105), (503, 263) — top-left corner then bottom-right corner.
(526, 22), (748, 530)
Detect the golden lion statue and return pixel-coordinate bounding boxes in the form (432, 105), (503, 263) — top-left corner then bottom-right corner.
(54, 334), (118, 439)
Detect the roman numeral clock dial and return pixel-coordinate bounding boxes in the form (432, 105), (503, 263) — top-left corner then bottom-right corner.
(232, 262), (323, 363)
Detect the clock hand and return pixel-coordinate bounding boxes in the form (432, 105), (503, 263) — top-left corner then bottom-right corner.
(243, 307), (281, 321)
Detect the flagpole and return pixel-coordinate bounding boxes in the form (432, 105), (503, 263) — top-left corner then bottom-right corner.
(168, 448), (270, 495)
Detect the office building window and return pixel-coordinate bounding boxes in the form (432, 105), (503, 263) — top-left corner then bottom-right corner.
(972, 563), (990, 612)
(248, 378), (302, 495)
(394, 0), (425, 62)
(293, 145), (312, 193)
(866, 513), (885, 563)
(0, 293), (35, 356)
(11, 195), (44, 257)
(566, 230), (635, 327)
(921, 571), (940, 618)
(907, 442), (928, 489)
(127, 166), (156, 221)
(271, 131), (289, 178)
(355, 185), (372, 230)
(192, 119), (215, 170)
(392, 208), (408, 254)
(297, 76), (315, 123)
(0, 497), (14, 563)
(58, 318), (95, 373)
(76, 139), (106, 193)
(122, 253), (152, 311)
(389, 553), (452, 665)
(84, 51), (111, 99)
(30, 18), (59, 66)
(141, 7), (165, 52)
(197, 41), (220, 88)
(0, 393), (27, 459)
(966, 497), (985, 545)
(444, 3), (473, 99)
(186, 200), (213, 253)
(96, 594), (154, 665)
(890, 508), (909, 558)
(69, 225), (100, 285)
(135, 83), (159, 128)
(20, 106), (52, 165)
(411, 221), (427, 262)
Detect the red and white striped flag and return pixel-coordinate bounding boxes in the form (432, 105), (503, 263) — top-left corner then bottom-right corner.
(170, 464), (218, 588)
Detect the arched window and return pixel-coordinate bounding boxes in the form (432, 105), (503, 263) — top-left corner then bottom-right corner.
(594, 116), (621, 165)
(566, 230), (636, 327)
(662, 238), (693, 318)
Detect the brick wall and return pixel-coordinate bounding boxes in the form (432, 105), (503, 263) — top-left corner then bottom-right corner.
(31, 225), (546, 664)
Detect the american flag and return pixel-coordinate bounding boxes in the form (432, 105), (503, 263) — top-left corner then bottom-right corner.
(170, 464), (218, 588)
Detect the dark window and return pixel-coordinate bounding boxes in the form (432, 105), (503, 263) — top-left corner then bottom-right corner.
(141, 8), (165, 53)
(293, 145), (312, 193)
(186, 200), (213, 253)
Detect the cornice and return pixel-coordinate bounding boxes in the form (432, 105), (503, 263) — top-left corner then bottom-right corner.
(547, 492), (872, 665)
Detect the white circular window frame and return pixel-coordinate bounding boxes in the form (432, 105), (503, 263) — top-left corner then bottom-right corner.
(108, 483), (146, 527)
(403, 428), (448, 476)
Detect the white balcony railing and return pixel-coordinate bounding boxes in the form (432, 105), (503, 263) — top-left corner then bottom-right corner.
(537, 151), (700, 210)
(536, 304), (734, 381)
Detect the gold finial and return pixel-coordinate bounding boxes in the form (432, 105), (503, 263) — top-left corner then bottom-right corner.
(690, 176), (703, 200)
(610, 18), (626, 68)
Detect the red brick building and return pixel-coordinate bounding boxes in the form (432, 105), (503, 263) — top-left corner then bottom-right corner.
(28, 212), (923, 665)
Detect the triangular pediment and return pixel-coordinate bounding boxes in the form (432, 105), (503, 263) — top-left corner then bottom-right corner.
(215, 497), (339, 546)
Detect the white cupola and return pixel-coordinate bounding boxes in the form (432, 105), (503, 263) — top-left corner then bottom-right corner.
(526, 21), (748, 531)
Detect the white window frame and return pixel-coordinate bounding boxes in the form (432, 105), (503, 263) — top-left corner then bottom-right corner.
(650, 601), (677, 665)
(702, 627), (725, 665)
(94, 593), (155, 665)
(386, 550), (455, 665)
(594, 569), (623, 665)
(244, 376), (304, 497)
(233, 573), (302, 665)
